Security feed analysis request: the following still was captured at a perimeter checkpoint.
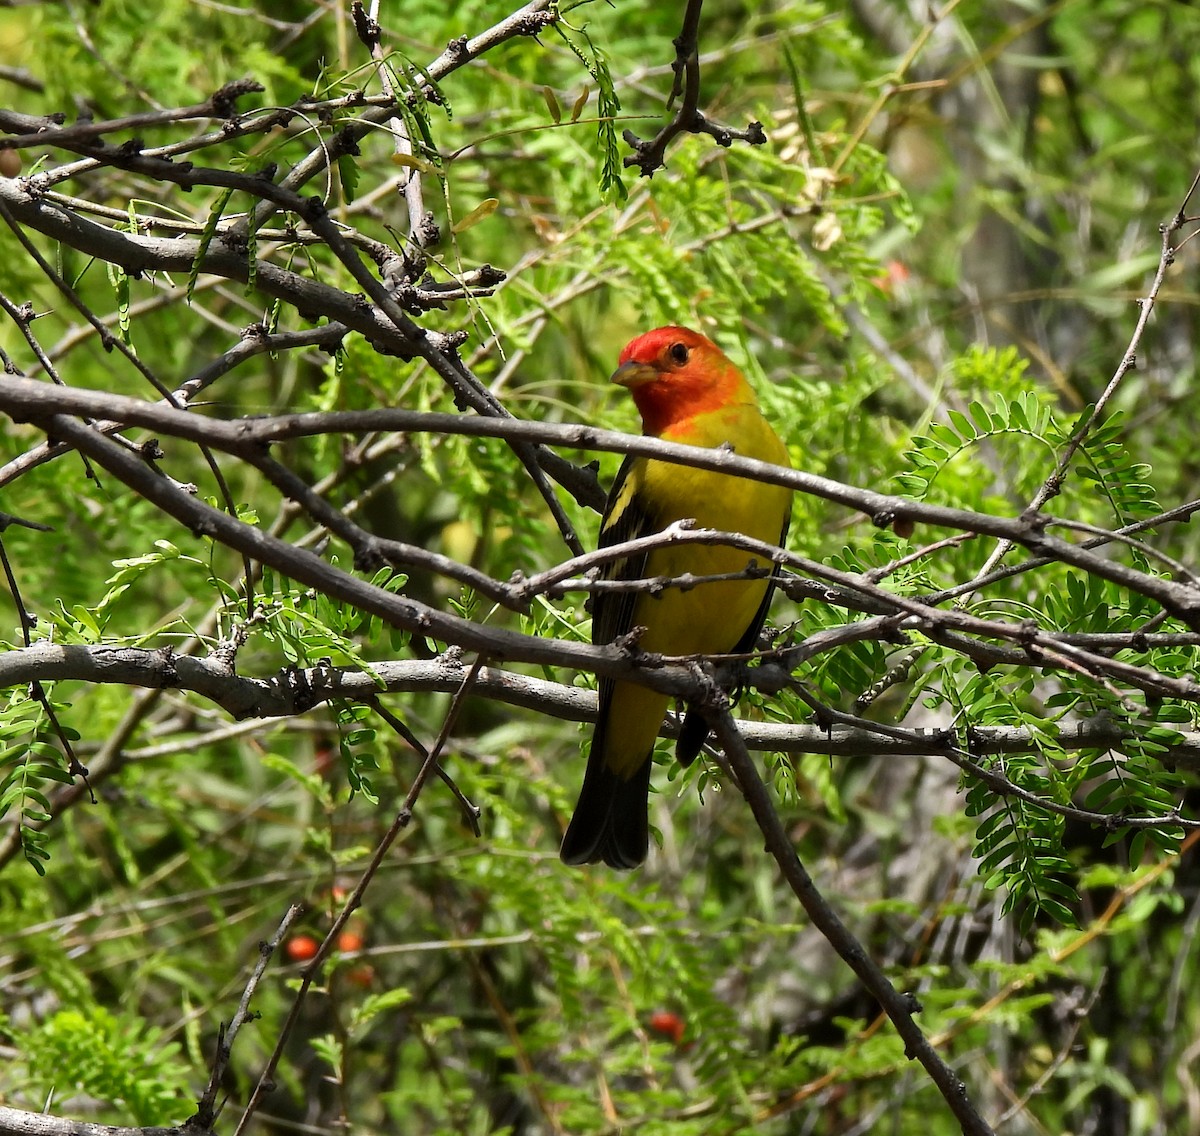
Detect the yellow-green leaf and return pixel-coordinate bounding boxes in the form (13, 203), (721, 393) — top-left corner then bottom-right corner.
(571, 85), (590, 123)
(451, 198), (499, 234)
(391, 152), (437, 175)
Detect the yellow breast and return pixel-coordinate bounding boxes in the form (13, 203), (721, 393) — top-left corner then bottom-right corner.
(629, 402), (791, 659)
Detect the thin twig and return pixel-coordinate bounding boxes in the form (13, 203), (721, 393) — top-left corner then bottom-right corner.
(954, 170), (1200, 595)
(232, 656), (487, 1135)
(370, 695), (481, 835)
(621, 0), (766, 177)
(192, 902), (303, 1128)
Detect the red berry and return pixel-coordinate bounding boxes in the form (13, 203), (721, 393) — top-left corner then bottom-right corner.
(284, 934), (320, 962)
(647, 1010), (685, 1045)
(337, 930), (365, 954)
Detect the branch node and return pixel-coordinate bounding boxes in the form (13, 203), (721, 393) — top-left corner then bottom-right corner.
(354, 538), (385, 573)
(417, 210), (442, 248)
(210, 78), (265, 118)
(290, 664), (316, 713)
(351, 0), (381, 49)
(1019, 507), (1049, 533)
(334, 125), (362, 158)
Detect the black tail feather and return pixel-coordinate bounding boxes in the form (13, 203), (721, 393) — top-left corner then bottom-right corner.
(675, 707), (711, 768)
(559, 755), (652, 869)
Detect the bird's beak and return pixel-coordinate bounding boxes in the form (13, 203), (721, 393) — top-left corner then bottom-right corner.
(610, 361), (658, 388)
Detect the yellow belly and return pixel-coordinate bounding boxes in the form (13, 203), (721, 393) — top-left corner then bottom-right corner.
(600, 405), (791, 777)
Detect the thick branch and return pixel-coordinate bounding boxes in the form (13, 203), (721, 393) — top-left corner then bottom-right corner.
(0, 1106), (194, 1136)
(712, 709), (996, 1136)
(8, 643), (1200, 779)
(2, 377), (1199, 626)
(0, 644), (592, 721)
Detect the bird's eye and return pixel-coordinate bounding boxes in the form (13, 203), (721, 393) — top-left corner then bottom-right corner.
(668, 342), (690, 366)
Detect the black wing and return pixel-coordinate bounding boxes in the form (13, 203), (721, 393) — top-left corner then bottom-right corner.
(590, 454), (659, 651)
(559, 456), (662, 868)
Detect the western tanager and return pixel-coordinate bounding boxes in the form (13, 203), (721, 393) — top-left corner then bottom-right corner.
(560, 326), (793, 868)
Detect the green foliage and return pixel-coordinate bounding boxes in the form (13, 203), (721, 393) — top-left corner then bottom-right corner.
(880, 342), (1190, 928)
(555, 20), (627, 200)
(0, 687), (74, 874)
(333, 699), (381, 802)
(1, 1), (1199, 1134)
(188, 188), (237, 304)
(1074, 409), (1162, 529)
(8, 1007), (192, 1126)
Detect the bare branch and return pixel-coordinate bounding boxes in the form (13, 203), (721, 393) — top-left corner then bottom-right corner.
(1031, 176), (1200, 511)
(0, 78), (263, 150)
(711, 707), (996, 1136)
(621, 0), (767, 177)
(192, 903), (303, 1129)
(0, 1108), (192, 1136)
(3, 377), (1198, 625)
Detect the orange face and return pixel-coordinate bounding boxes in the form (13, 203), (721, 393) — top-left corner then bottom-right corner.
(611, 326), (745, 437)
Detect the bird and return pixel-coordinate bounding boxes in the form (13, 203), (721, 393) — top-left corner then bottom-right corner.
(559, 325), (793, 869)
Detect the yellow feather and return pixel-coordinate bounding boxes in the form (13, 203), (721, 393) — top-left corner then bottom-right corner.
(599, 402), (791, 777)
(561, 325), (793, 868)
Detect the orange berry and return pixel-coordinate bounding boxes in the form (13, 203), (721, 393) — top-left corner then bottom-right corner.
(284, 934), (320, 962)
(337, 930), (365, 954)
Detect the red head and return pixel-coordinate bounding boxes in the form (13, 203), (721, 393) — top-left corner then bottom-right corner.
(611, 326), (752, 436)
